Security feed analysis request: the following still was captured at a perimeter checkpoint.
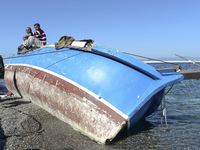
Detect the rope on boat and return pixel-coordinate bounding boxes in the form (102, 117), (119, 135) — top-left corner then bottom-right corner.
(187, 80), (193, 99)
(1, 45), (56, 59)
(181, 81), (192, 98)
(147, 89), (169, 132)
(159, 95), (168, 132)
(146, 95), (169, 131)
(2, 49), (71, 60)
(163, 96), (168, 129)
(191, 79), (200, 97)
(165, 85), (174, 96)
(1, 53), (16, 57)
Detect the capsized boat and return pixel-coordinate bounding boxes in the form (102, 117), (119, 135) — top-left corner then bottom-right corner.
(3, 40), (184, 144)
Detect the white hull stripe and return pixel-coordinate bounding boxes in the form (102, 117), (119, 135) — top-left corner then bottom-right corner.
(6, 63), (129, 120)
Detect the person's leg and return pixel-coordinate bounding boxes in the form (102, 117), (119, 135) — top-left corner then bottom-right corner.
(33, 38), (43, 48)
(18, 36), (43, 54)
(18, 37), (34, 54)
(23, 36), (35, 48)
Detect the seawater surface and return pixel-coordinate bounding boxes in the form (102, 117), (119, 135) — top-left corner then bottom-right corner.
(0, 63), (200, 149)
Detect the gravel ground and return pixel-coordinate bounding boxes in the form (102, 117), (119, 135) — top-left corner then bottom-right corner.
(0, 92), (100, 150)
(2, 88), (199, 150)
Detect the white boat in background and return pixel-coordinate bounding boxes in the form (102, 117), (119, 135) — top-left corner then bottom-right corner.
(143, 60), (200, 64)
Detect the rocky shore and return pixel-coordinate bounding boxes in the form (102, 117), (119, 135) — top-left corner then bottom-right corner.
(0, 91), (100, 150)
(0, 82), (131, 150)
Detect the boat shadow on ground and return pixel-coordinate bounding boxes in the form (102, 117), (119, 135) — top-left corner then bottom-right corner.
(0, 96), (25, 102)
(1, 99), (31, 108)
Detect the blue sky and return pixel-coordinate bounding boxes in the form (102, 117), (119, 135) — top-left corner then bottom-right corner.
(0, 0), (200, 59)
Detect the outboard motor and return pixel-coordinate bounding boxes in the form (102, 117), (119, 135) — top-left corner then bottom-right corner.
(0, 55), (4, 79)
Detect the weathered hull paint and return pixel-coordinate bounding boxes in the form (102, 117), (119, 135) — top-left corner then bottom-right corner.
(3, 44), (185, 144)
(4, 64), (128, 144)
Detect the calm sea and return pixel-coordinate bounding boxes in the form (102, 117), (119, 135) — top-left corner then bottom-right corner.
(0, 63), (200, 149)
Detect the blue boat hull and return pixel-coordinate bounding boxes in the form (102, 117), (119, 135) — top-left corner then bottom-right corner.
(3, 43), (184, 144)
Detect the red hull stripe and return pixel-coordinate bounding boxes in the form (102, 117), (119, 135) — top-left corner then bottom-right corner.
(5, 64), (129, 122)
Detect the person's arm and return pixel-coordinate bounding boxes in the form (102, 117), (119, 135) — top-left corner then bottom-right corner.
(23, 33), (32, 41)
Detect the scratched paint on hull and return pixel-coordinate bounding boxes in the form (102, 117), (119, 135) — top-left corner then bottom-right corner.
(4, 64), (128, 144)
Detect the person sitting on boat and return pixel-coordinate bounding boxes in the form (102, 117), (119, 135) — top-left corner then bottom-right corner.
(18, 27), (34, 52)
(17, 31), (43, 54)
(23, 27), (33, 41)
(33, 23), (47, 46)
(17, 24), (46, 54)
